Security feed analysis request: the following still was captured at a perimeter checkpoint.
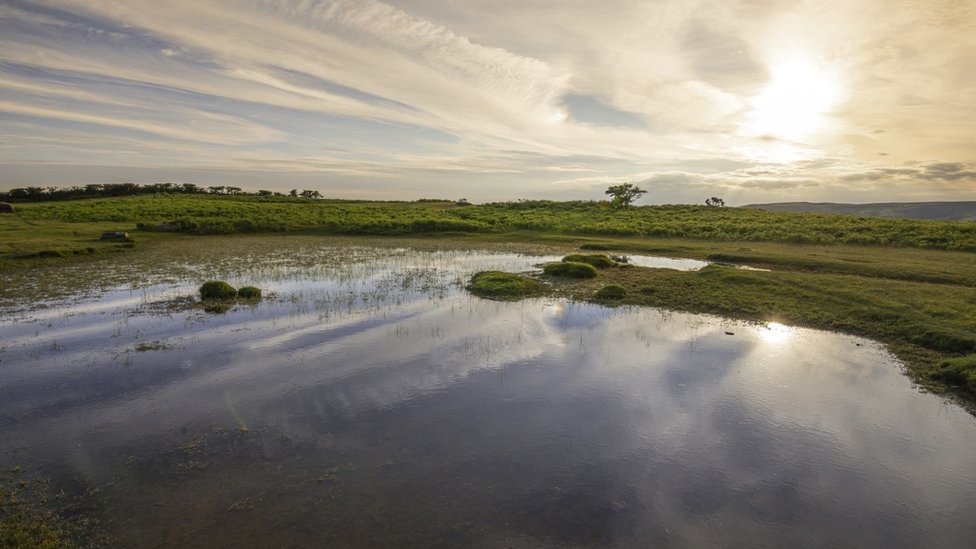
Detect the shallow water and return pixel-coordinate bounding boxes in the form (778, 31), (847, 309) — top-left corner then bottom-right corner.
(1, 239), (975, 548)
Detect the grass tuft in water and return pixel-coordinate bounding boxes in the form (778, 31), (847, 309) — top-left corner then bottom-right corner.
(468, 271), (547, 300)
(199, 280), (237, 300)
(236, 286), (262, 299)
(562, 253), (617, 269)
(0, 467), (110, 548)
(543, 261), (598, 278)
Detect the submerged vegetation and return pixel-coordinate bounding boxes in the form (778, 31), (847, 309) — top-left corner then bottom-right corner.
(0, 467), (108, 548)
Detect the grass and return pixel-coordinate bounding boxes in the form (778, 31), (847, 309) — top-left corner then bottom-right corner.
(2, 194), (975, 259)
(561, 253), (617, 268)
(594, 284), (627, 300)
(199, 280), (237, 300)
(468, 271), (548, 300)
(543, 261), (599, 278)
(237, 286), (262, 299)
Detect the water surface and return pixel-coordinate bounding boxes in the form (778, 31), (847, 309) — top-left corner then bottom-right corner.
(1, 237), (974, 548)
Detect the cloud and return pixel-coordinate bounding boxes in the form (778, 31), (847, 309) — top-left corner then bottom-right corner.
(0, 1), (974, 202)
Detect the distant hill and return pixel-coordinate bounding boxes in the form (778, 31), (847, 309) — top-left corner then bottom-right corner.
(742, 201), (976, 221)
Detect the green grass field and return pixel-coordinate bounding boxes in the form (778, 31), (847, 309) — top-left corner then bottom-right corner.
(2, 194), (975, 254)
(1, 193), (974, 410)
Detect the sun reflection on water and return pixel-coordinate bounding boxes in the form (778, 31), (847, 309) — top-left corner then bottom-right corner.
(758, 321), (794, 345)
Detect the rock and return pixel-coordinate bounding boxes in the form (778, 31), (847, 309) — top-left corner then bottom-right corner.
(0, 202), (14, 213)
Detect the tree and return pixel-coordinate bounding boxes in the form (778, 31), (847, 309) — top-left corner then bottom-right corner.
(605, 183), (646, 208)
(705, 196), (725, 207)
(299, 189), (322, 199)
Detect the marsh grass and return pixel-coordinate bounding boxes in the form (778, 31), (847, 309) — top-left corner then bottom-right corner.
(932, 355), (976, 393)
(594, 284), (627, 300)
(561, 253), (617, 268)
(199, 281), (237, 300)
(543, 261), (598, 278)
(468, 271), (548, 300)
(4, 195), (975, 259)
(236, 286), (262, 299)
(134, 341), (173, 352)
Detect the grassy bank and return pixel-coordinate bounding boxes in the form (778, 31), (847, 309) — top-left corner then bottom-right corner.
(2, 194), (975, 258)
(1, 194), (974, 409)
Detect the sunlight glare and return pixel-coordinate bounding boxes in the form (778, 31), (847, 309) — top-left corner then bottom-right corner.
(758, 322), (794, 345)
(746, 58), (840, 141)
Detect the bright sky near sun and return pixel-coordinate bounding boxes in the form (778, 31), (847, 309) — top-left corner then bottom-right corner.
(1, 0), (975, 204)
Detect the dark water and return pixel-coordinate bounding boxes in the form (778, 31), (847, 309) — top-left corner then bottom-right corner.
(1, 241), (974, 548)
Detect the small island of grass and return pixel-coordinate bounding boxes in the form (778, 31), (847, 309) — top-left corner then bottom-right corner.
(542, 261), (599, 278)
(468, 271), (548, 300)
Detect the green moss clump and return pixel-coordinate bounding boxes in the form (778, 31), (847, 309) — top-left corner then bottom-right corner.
(562, 253), (616, 269)
(468, 271), (547, 300)
(932, 354), (976, 393)
(543, 261), (598, 279)
(199, 280), (237, 300)
(595, 284), (627, 300)
(237, 286), (262, 299)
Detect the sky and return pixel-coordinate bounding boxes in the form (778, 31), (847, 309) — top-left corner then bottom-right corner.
(1, 0), (975, 205)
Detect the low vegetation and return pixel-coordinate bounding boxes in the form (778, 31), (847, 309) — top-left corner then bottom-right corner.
(468, 271), (548, 300)
(932, 355), (976, 394)
(594, 284), (627, 300)
(1, 194), (974, 261)
(237, 286), (262, 299)
(199, 280), (237, 300)
(0, 467), (108, 548)
(561, 253), (617, 268)
(543, 261), (599, 278)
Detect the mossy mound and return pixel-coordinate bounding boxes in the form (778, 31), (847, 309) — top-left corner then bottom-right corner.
(562, 254), (616, 269)
(468, 271), (547, 300)
(543, 261), (598, 279)
(237, 286), (262, 299)
(595, 284), (627, 300)
(199, 280), (237, 300)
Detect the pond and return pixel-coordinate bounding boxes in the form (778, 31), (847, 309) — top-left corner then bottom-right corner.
(1, 236), (975, 547)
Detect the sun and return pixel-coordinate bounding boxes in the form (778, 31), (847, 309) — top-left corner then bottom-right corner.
(745, 57), (840, 141)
